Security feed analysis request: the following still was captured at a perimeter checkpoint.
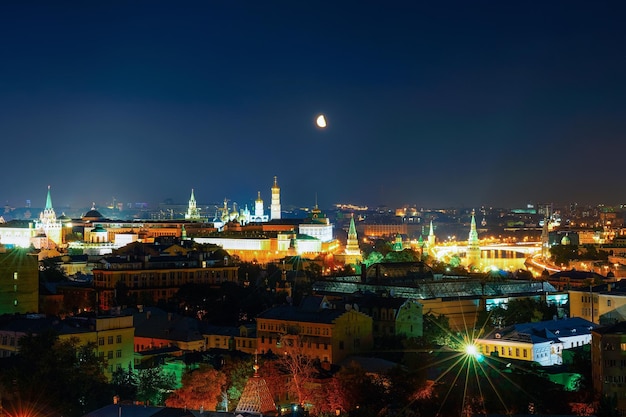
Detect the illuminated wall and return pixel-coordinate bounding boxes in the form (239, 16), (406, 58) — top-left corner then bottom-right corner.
(0, 223), (36, 248)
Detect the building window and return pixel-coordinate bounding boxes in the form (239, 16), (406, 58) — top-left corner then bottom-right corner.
(608, 299), (612, 307)
(116, 350), (122, 358)
(13, 272), (18, 280)
(116, 335), (122, 343)
(515, 348), (519, 357)
(108, 336), (114, 344)
(107, 351), (113, 359)
(99, 337), (104, 346)
(13, 299), (18, 306)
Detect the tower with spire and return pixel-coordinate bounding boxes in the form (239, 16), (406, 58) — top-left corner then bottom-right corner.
(185, 188), (201, 220)
(270, 176), (281, 220)
(427, 220), (436, 248)
(466, 210), (481, 269)
(345, 214), (360, 256)
(35, 186), (62, 247)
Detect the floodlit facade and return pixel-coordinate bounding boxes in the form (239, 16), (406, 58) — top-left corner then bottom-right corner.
(475, 317), (596, 366)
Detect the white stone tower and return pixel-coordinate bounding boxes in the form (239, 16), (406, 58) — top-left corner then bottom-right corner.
(270, 176), (281, 220)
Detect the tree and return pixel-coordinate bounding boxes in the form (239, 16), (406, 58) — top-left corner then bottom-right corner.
(276, 335), (317, 406)
(550, 244), (579, 266)
(330, 361), (387, 415)
(165, 364), (226, 411)
(136, 367), (177, 406)
(111, 364), (138, 401)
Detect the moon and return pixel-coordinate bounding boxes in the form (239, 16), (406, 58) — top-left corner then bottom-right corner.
(316, 114), (327, 128)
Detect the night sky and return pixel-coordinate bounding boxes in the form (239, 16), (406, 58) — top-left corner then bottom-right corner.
(2, 1), (626, 210)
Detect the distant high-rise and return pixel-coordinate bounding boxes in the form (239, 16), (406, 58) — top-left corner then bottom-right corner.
(270, 176), (281, 220)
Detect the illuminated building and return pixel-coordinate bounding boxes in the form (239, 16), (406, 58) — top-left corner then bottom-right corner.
(92, 249), (238, 311)
(569, 281), (626, 324)
(298, 204), (333, 243)
(256, 302), (373, 364)
(0, 220), (35, 248)
(362, 223), (407, 238)
(591, 321), (626, 415)
(194, 204), (340, 263)
(0, 246), (38, 314)
(475, 317), (596, 366)
(270, 175), (281, 220)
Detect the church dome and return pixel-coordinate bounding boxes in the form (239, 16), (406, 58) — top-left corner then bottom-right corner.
(83, 205), (104, 221)
(560, 234), (571, 245)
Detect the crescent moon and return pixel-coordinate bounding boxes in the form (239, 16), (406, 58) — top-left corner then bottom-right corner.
(316, 114), (327, 128)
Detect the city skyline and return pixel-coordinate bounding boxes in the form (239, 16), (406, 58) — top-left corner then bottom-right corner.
(2, 1), (626, 209)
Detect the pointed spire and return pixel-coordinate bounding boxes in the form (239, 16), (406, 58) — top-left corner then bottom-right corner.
(45, 185), (53, 210)
(348, 214), (357, 238)
(469, 210), (478, 242)
(190, 188), (196, 202)
(429, 220), (434, 236)
(273, 175), (278, 188)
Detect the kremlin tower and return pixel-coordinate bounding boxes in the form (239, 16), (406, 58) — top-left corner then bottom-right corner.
(185, 188), (200, 220)
(466, 210), (481, 269)
(35, 186), (62, 248)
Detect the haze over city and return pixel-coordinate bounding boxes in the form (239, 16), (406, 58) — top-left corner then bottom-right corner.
(2, 1), (626, 209)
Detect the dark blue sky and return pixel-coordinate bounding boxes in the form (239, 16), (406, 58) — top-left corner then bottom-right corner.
(2, 1), (626, 210)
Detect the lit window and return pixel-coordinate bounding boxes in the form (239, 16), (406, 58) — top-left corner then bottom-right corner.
(13, 299), (18, 306)
(13, 272), (17, 280)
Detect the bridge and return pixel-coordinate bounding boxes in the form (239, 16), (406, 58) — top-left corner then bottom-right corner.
(432, 242), (542, 259)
